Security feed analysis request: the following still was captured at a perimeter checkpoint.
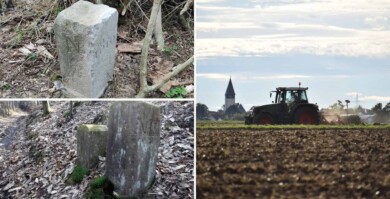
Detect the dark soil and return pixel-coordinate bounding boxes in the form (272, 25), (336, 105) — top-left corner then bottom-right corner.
(197, 129), (390, 198)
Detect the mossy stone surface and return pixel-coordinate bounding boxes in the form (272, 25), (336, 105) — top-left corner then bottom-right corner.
(76, 124), (108, 169)
(106, 102), (161, 198)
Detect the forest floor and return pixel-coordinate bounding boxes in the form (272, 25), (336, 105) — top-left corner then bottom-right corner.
(0, 101), (194, 198)
(0, 0), (194, 98)
(0, 111), (27, 137)
(0, 110), (27, 158)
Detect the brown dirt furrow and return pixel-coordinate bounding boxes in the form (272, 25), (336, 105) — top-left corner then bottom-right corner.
(197, 129), (390, 199)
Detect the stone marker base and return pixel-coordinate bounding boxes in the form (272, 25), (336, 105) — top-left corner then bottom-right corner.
(76, 124), (108, 169)
(54, 1), (118, 98)
(64, 86), (108, 99)
(106, 102), (161, 197)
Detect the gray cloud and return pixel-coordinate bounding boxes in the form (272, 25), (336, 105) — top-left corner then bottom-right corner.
(196, 0), (390, 57)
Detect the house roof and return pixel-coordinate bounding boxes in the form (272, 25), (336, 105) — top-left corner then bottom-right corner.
(225, 78), (235, 98)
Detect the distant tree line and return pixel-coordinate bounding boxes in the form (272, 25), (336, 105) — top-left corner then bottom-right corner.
(328, 100), (390, 124)
(196, 103), (208, 120)
(371, 102), (390, 123)
(196, 103), (246, 121)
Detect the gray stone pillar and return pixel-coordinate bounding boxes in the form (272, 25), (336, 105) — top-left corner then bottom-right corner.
(106, 102), (160, 198)
(54, 1), (118, 98)
(76, 124), (108, 169)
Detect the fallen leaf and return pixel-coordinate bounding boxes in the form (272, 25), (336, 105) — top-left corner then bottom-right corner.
(118, 31), (129, 40)
(160, 80), (179, 94)
(25, 42), (36, 50)
(117, 42), (142, 53)
(35, 39), (47, 45)
(48, 88), (56, 93)
(18, 47), (32, 56)
(37, 46), (54, 59)
(46, 23), (53, 33)
(3, 181), (15, 191)
(173, 165), (186, 171)
(185, 85), (194, 93)
(47, 184), (53, 193)
(8, 187), (22, 192)
(149, 59), (176, 93)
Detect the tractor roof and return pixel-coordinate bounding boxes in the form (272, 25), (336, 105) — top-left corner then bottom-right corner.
(276, 87), (308, 91)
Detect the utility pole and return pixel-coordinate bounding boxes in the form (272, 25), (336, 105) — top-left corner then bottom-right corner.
(345, 100), (350, 124)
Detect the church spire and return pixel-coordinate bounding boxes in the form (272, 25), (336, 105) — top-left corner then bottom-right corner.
(225, 76), (235, 98)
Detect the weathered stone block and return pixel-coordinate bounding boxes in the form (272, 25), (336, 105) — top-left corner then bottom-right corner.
(76, 124), (108, 169)
(54, 1), (118, 98)
(106, 102), (160, 198)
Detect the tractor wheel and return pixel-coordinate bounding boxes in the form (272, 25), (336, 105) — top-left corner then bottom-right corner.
(293, 107), (319, 125)
(254, 113), (274, 125)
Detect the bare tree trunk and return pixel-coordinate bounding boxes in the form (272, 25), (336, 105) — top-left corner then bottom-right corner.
(136, 0), (194, 98)
(42, 101), (51, 116)
(138, 0), (162, 94)
(154, 5), (164, 51)
(69, 101), (73, 119)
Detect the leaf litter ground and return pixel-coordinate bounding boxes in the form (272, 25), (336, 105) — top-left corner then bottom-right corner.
(0, 101), (194, 198)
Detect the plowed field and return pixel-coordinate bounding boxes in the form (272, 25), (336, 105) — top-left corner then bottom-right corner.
(197, 128), (390, 198)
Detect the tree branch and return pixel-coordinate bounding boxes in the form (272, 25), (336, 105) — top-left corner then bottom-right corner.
(139, 0), (162, 93)
(136, 56), (194, 98)
(136, 0), (193, 98)
(180, 0), (193, 15)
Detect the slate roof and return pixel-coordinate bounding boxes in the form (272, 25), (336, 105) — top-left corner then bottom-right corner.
(225, 103), (246, 115)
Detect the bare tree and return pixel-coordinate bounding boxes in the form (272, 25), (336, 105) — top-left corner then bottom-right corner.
(154, 5), (164, 50)
(69, 101), (73, 119)
(42, 101), (51, 116)
(136, 0), (194, 98)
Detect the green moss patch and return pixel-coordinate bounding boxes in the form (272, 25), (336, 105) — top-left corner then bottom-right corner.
(35, 151), (44, 164)
(78, 124), (108, 133)
(29, 146), (45, 164)
(66, 165), (89, 185)
(27, 132), (38, 140)
(85, 176), (116, 199)
(63, 110), (71, 118)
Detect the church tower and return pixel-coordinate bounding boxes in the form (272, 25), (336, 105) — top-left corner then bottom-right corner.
(225, 77), (235, 111)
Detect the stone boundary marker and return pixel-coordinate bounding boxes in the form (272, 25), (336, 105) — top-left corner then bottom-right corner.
(106, 102), (161, 198)
(54, 1), (118, 98)
(76, 124), (108, 169)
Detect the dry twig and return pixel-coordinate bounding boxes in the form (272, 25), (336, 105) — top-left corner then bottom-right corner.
(136, 0), (194, 98)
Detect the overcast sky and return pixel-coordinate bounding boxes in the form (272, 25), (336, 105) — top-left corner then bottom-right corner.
(196, 0), (390, 111)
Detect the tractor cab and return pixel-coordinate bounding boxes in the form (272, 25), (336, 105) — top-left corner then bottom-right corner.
(272, 87), (308, 107)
